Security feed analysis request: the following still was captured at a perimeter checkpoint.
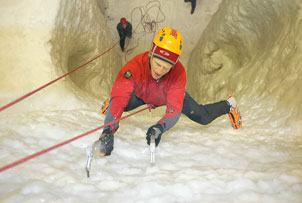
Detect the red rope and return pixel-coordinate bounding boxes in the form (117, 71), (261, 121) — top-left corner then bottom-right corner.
(0, 106), (150, 172)
(0, 0), (164, 112)
(0, 41), (119, 112)
(0, 0), (161, 172)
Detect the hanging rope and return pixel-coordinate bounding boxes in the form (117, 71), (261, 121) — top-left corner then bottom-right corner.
(124, 0), (165, 62)
(0, 106), (150, 172)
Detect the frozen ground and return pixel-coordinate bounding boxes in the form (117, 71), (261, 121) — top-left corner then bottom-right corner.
(0, 101), (301, 202)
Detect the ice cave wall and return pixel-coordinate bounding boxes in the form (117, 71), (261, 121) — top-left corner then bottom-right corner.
(0, 0), (60, 95)
(1, 0), (302, 122)
(50, 0), (121, 99)
(0, 0), (121, 112)
(187, 0), (302, 120)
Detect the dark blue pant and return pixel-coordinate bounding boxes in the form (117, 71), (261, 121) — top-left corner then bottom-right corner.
(119, 36), (126, 50)
(124, 92), (229, 125)
(185, 0), (196, 13)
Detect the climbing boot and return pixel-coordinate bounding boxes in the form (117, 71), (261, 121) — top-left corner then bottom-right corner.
(227, 96), (242, 129)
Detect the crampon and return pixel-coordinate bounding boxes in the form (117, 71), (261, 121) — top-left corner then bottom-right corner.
(228, 93), (242, 129)
(228, 106), (242, 129)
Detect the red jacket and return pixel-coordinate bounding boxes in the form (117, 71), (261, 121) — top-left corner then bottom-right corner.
(110, 51), (186, 131)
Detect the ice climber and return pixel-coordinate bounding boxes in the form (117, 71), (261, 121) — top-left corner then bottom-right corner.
(95, 27), (242, 156)
(116, 17), (132, 52)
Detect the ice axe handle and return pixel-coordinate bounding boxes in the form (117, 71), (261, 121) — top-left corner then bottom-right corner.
(86, 150), (93, 178)
(85, 141), (98, 178)
(150, 135), (156, 164)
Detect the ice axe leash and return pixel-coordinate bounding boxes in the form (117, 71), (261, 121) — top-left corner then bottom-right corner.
(0, 106), (150, 173)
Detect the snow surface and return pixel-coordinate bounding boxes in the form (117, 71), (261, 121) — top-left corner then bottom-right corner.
(0, 0), (302, 202)
(0, 106), (301, 202)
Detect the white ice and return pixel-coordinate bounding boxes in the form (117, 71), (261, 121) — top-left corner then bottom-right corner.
(0, 0), (302, 202)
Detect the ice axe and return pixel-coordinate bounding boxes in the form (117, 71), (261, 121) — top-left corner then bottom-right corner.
(85, 140), (100, 178)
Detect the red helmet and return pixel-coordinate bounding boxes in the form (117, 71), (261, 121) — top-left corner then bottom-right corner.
(120, 18), (127, 24)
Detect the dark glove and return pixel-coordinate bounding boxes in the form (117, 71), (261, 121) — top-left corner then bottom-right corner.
(98, 127), (114, 156)
(146, 123), (164, 147)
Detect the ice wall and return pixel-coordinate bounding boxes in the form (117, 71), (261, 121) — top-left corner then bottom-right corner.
(1, 0), (302, 120)
(0, 0), (121, 112)
(187, 0), (302, 121)
(0, 0), (61, 111)
(104, 0), (222, 68)
(50, 0), (121, 99)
